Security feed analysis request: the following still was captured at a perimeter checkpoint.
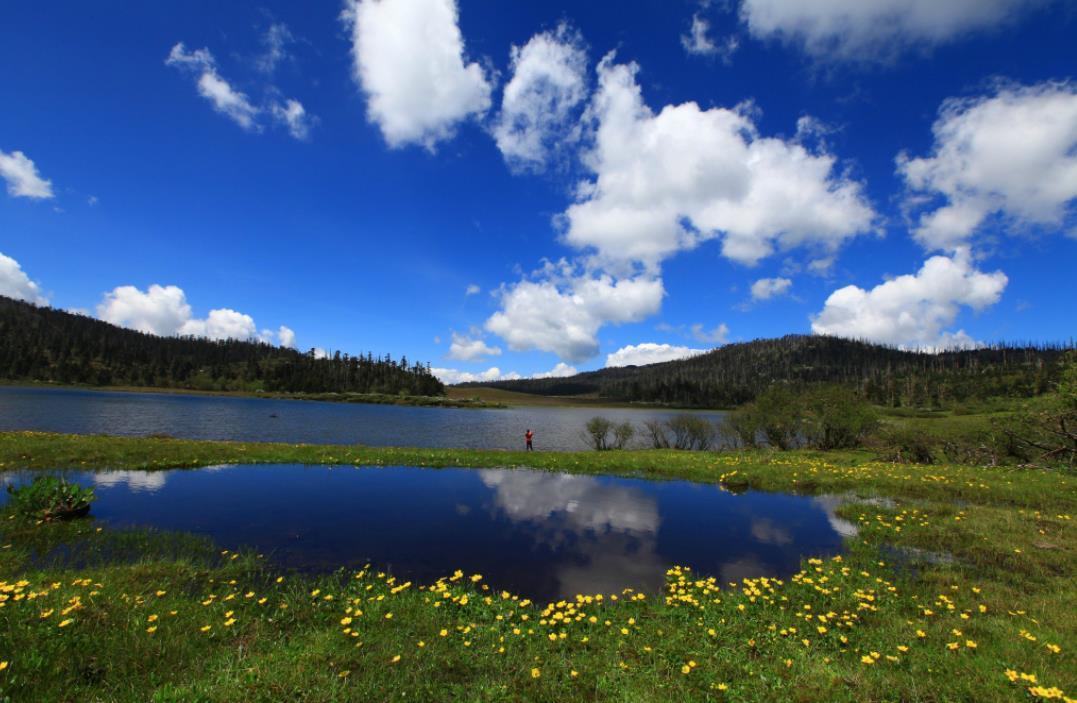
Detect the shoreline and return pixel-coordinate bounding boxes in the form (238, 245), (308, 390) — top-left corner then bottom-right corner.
(1, 431), (1073, 701)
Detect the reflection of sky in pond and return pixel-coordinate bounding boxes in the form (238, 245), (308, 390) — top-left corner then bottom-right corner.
(1, 465), (849, 602)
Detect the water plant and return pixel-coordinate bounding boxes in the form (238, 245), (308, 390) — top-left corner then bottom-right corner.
(5, 475), (95, 521)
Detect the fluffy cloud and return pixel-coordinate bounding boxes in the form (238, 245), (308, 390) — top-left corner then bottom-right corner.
(181, 308), (258, 340)
(562, 54), (876, 269)
(430, 366), (520, 385)
(0, 252), (48, 304)
(899, 81), (1077, 251)
(342, 0), (492, 149)
(492, 23), (588, 171)
(95, 284), (277, 342)
(485, 265), (664, 363)
(277, 325), (296, 348)
(750, 276), (792, 300)
(681, 13), (739, 62)
(532, 362), (578, 379)
(811, 249), (1008, 349)
(605, 342), (706, 368)
(447, 332), (502, 361)
(739, 0), (1046, 61)
(0, 150), (53, 199)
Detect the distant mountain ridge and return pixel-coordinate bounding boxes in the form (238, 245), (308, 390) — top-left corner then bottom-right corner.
(0, 295), (443, 396)
(461, 335), (1073, 408)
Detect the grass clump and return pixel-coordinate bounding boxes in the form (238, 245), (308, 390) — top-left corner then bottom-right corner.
(5, 475), (95, 521)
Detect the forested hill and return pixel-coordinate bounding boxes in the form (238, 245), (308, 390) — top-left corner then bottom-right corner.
(0, 296), (444, 396)
(463, 335), (1073, 408)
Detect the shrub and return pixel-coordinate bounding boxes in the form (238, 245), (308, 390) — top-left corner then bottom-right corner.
(643, 419), (670, 449)
(666, 414), (717, 451)
(725, 384), (878, 450)
(584, 417), (614, 450)
(612, 421), (636, 450)
(993, 352), (1077, 467)
(6, 476), (95, 521)
(801, 386), (880, 450)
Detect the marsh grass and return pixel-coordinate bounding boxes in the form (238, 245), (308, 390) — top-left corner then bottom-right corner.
(0, 431), (1074, 701)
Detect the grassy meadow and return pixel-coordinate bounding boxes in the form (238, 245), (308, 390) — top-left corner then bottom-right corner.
(0, 431), (1074, 701)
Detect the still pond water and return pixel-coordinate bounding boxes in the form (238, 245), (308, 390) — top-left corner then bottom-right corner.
(0, 386), (726, 451)
(2, 464), (852, 601)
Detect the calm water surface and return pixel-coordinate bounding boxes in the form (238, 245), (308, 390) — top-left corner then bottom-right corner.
(1, 464), (852, 601)
(0, 386), (725, 450)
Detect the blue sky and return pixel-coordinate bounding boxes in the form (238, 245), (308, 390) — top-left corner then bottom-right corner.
(1, 0), (1075, 382)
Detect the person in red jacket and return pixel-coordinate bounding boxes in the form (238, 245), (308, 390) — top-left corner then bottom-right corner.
(525, 429), (534, 451)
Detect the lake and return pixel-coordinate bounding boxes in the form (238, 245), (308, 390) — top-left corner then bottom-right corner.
(0, 464), (852, 602)
(0, 386), (726, 450)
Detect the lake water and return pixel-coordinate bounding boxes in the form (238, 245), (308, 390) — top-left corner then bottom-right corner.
(0, 386), (726, 450)
(0, 464), (852, 601)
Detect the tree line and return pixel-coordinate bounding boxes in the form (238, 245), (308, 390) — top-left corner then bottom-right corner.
(469, 335), (1074, 408)
(0, 296), (443, 396)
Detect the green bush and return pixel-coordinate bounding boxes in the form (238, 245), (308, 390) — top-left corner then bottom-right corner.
(6, 475), (96, 521)
(724, 384), (877, 450)
(583, 417), (635, 450)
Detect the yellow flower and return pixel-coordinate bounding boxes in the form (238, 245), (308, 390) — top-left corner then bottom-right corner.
(155, 590), (166, 597)
(146, 626), (157, 634)
(965, 640), (977, 649)
(384, 612), (393, 620)
(200, 625), (212, 632)
(681, 664), (692, 674)
(340, 617), (353, 626)
(531, 667), (541, 678)
(0, 661), (8, 672)
(570, 670), (578, 678)
(439, 629), (448, 637)
(391, 655), (401, 664)
(58, 619), (73, 628)
(338, 670), (350, 678)
(861, 655), (875, 665)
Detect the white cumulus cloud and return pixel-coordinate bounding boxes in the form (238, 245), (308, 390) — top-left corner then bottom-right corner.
(562, 53), (876, 269)
(492, 23), (588, 171)
(750, 276), (793, 300)
(739, 0), (1047, 61)
(606, 343), (707, 368)
(810, 248), (1008, 350)
(899, 81), (1077, 251)
(485, 265), (665, 363)
(96, 283), (289, 343)
(0, 252), (48, 304)
(342, 0), (493, 150)
(447, 332), (502, 361)
(0, 149), (54, 199)
(431, 366), (520, 385)
(532, 362), (578, 379)
(278, 325), (296, 348)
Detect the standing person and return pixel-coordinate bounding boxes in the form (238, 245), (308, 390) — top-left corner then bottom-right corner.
(525, 429), (534, 451)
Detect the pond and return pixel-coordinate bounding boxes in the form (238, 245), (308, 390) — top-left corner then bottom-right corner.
(0, 386), (726, 451)
(1, 464), (853, 601)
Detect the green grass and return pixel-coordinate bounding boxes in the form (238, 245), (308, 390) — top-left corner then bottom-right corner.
(1, 431), (1075, 701)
